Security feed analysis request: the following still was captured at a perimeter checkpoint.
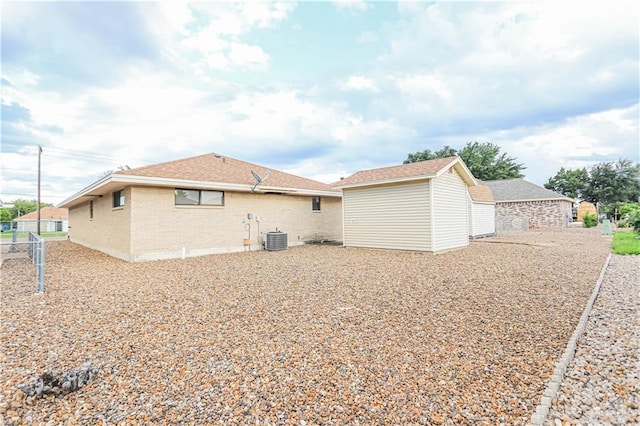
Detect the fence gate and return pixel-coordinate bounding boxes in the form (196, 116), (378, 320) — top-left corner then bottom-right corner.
(1, 230), (45, 293)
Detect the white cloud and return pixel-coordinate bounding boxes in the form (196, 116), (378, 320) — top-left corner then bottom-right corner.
(394, 73), (452, 102)
(332, 0), (368, 14)
(343, 76), (378, 92)
(481, 104), (640, 185)
(154, 1), (295, 74)
(228, 42), (270, 69)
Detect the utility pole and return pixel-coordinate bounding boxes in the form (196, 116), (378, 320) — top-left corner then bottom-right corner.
(37, 145), (42, 235)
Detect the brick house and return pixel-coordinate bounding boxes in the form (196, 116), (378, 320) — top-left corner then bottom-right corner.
(483, 179), (574, 232)
(58, 153), (342, 262)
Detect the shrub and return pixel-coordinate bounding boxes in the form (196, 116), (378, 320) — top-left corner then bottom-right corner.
(617, 219), (630, 228)
(619, 202), (640, 218)
(630, 211), (640, 236)
(582, 212), (598, 228)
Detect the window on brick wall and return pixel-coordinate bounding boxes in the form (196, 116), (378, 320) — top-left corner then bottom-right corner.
(312, 196), (321, 211)
(89, 200), (94, 219)
(175, 189), (224, 206)
(113, 190), (125, 208)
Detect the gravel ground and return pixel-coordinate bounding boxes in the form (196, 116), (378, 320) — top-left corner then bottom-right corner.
(1, 228), (614, 425)
(546, 254), (640, 426)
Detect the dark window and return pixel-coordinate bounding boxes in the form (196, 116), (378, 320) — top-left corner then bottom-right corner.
(312, 196), (321, 211)
(175, 189), (224, 206)
(89, 200), (94, 219)
(113, 190), (125, 208)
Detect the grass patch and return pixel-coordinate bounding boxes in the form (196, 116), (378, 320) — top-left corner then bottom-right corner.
(0, 231), (68, 239)
(612, 232), (640, 255)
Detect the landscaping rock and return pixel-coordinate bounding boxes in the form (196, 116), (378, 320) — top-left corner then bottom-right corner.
(0, 228), (623, 424)
(17, 362), (98, 398)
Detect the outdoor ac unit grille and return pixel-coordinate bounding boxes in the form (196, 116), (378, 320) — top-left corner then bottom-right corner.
(265, 232), (287, 251)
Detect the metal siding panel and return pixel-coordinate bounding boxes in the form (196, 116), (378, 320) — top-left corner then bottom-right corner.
(343, 181), (431, 250)
(432, 171), (469, 251)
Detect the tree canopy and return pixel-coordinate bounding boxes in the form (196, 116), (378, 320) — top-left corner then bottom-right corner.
(582, 159), (640, 205)
(0, 209), (11, 222)
(404, 142), (525, 181)
(545, 159), (640, 206)
(544, 167), (589, 199)
(4, 199), (53, 220)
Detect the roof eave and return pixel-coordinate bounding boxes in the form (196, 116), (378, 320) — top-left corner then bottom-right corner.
(434, 157), (477, 186)
(57, 174), (113, 208)
(496, 197), (574, 203)
(59, 174), (341, 208)
(335, 175), (434, 189)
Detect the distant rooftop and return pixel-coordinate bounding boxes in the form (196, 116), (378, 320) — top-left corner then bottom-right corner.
(482, 179), (573, 202)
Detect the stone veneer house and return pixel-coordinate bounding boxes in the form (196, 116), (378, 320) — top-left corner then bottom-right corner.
(58, 153), (342, 262)
(483, 179), (573, 231)
(335, 156), (479, 253)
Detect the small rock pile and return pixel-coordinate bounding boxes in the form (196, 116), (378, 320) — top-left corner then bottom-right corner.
(17, 362), (98, 399)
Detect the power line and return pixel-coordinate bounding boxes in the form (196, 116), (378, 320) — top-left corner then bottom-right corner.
(0, 192), (67, 200)
(43, 146), (151, 166)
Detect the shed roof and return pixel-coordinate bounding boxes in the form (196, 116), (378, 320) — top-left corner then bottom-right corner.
(334, 156), (477, 189)
(16, 207), (69, 221)
(59, 153), (339, 209)
(468, 185), (494, 203)
(482, 179), (573, 202)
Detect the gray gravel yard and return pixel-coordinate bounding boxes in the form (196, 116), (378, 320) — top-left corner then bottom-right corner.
(546, 254), (639, 426)
(1, 228), (613, 425)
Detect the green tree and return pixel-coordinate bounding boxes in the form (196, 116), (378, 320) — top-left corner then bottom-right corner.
(544, 167), (589, 199)
(404, 142), (525, 181)
(404, 145), (457, 163)
(7, 199), (53, 219)
(0, 208), (11, 222)
(582, 159), (640, 206)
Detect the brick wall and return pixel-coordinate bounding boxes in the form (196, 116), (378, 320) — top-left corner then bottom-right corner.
(70, 186), (342, 261)
(496, 200), (573, 230)
(129, 187), (342, 261)
(68, 187), (131, 260)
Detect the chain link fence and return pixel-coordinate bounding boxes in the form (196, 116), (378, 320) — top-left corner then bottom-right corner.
(1, 230), (45, 293)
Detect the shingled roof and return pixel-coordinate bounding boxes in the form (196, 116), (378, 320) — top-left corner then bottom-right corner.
(468, 185), (494, 203)
(59, 153), (339, 209)
(115, 153), (337, 194)
(16, 207), (69, 221)
(482, 179), (573, 202)
(334, 156), (477, 188)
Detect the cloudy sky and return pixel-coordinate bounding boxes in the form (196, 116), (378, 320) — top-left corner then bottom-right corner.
(2, 1), (638, 205)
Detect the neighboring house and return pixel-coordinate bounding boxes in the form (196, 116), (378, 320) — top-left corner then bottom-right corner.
(468, 185), (496, 238)
(334, 156), (477, 253)
(14, 207), (69, 233)
(483, 179), (574, 231)
(58, 153), (342, 262)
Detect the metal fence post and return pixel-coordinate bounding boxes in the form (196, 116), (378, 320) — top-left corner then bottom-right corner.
(11, 228), (17, 253)
(37, 238), (45, 293)
(27, 231), (45, 293)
